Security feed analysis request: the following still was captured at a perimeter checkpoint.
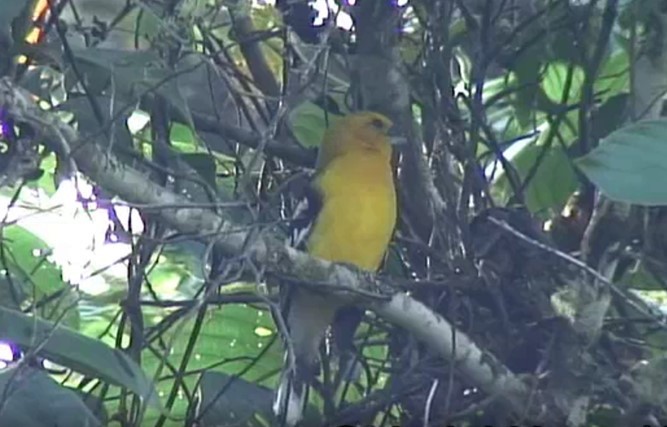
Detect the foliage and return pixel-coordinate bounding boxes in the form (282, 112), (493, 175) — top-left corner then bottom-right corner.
(2, 0), (667, 426)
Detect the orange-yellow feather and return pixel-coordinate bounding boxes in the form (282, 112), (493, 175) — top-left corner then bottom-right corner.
(308, 113), (396, 269)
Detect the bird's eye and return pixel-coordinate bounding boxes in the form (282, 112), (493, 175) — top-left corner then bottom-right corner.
(370, 118), (386, 130)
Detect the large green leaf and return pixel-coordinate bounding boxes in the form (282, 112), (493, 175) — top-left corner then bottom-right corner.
(140, 302), (282, 425)
(0, 306), (160, 408)
(577, 120), (667, 205)
(0, 367), (101, 427)
(194, 370), (322, 426)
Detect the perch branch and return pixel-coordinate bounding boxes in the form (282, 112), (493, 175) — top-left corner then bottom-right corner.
(0, 77), (558, 423)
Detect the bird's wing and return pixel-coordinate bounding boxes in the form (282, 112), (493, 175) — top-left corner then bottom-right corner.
(288, 176), (322, 250)
(274, 173), (323, 427)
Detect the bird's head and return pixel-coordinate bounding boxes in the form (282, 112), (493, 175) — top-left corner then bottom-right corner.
(317, 111), (399, 168)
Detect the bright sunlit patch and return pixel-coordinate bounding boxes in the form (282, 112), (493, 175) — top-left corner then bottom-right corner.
(127, 110), (150, 134)
(261, 0), (408, 32)
(1, 175), (141, 296)
(115, 204), (145, 235)
(0, 341), (14, 363)
(254, 326), (273, 337)
(462, 387), (478, 396)
(312, 0), (354, 30)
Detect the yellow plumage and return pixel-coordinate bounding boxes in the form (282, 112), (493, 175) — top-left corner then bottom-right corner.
(309, 122), (397, 269)
(273, 111), (399, 426)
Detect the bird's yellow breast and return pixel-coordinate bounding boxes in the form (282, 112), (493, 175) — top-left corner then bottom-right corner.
(306, 152), (397, 271)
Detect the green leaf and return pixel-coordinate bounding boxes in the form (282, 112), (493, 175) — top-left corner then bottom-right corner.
(618, 261), (664, 291)
(290, 102), (342, 148)
(541, 62), (585, 104)
(595, 49), (630, 100)
(577, 120), (667, 205)
(1, 225), (78, 328)
(507, 67), (540, 129)
(170, 123), (198, 152)
(523, 146), (578, 214)
(0, 368), (102, 427)
(140, 303), (281, 425)
(195, 371), (273, 427)
(0, 306), (160, 409)
(494, 143), (578, 214)
(26, 152), (57, 196)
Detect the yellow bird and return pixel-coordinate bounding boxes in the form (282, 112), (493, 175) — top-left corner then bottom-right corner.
(273, 111), (400, 426)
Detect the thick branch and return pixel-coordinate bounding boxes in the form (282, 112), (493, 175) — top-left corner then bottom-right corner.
(0, 77), (558, 423)
(228, 1), (280, 99)
(191, 111), (315, 167)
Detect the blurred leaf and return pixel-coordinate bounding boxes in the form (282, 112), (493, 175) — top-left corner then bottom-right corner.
(591, 93), (629, 141)
(58, 1), (160, 50)
(495, 143), (578, 214)
(629, 355), (667, 408)
(26, 151), (57, 196)
(619, 262), (664, 291)
(290, 101), (342, 148)
(170, 123), (198, 153)
(181, 153), (218, 190)
(195, 371), (273, 427)
(74, 387), (109, 425)
(523, 145), (578, 214)
(0, 275), (22, 309)
(65, 48), (157, 96)
(508, 66), (541, 128)
(595, 49), (630, 100)
(1, 225), (78, 328)
(145, 249), (203, 301)
(0, 0), (32, 41)
(57, 96), (134, 163)
(577, 120), (667, 205)
(67, 48), (193, 126)
(0, 306), (160, 409)
(250, 5), (284, 79)
(141, 304), (281, 425)
(541, 62), (585, 104)
(0, 367), (102, 427)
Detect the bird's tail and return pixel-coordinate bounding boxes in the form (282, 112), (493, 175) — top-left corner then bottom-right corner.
(273, 365), (307, 427)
